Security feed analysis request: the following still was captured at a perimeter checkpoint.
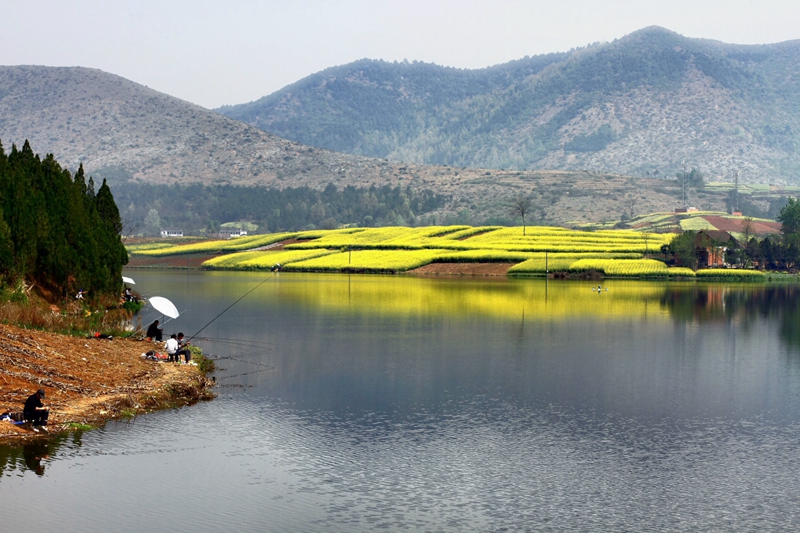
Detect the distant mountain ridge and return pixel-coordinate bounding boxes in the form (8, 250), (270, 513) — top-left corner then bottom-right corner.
(0, 65), (396, 189)
(217, 26), (800, 185)
(0, 63), (771, 230)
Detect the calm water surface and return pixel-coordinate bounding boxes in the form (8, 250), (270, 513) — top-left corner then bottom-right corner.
(3, 272), (800, 531)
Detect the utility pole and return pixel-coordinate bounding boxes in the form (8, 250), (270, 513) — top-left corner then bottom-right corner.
(682, 160), (687, 210)
(734, 170), (739, 213)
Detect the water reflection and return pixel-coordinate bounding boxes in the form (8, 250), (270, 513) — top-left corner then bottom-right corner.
(0, 433), (78, 478)
(661, 284), (800, 351)
(22, 441), (50, 476)
(5, 274), (800, 532)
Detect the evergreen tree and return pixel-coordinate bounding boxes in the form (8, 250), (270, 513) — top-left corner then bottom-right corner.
(0, 139), (128, 298)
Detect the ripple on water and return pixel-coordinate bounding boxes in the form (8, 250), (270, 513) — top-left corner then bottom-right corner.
(4, 394), (800, 532)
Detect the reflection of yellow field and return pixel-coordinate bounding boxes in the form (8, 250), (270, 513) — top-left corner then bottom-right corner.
(273, 276), (672, 322)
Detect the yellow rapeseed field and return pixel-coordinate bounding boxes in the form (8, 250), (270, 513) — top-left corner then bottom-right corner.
(284, 249), (449, 273)
(569, 259), (670, 276)
(509, 253), (643, 274)
(695, 269), (767, 281)
(202, 249), (335, 270)
(126, 225), (701, 280)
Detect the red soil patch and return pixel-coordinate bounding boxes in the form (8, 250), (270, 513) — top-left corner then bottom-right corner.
(409, 263), (515, 276)
(702, 216), (782, 235)
(0, 324), (214, 445)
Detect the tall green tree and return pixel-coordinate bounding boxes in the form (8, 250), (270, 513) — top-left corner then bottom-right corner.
(778, 197), (800, 235)
(0, 139), (128, 298)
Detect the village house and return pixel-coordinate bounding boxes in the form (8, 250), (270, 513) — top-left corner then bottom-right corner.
(695, 230), (737, 268)
(218, 229), (248, 239)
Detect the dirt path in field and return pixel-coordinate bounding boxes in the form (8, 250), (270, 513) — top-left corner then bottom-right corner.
(0, 324), (214, 445)
(409, 263), (515, 276)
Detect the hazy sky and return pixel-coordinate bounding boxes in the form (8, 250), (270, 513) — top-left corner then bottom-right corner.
(2, 0), (799, 109)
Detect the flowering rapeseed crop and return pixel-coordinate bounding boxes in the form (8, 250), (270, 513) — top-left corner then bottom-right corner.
(133, 233), (300, 256)
(695, 269), (766, 281)
(508, 253), (643, 274)
(569, 259), (670, 277)
(284, 249), (449, 273)
(202, 249), (334, 270)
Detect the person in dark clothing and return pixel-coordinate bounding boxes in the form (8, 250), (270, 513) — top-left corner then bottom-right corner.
(24, 389), (49, 426)
(146, 320), (163, 341)
(176, 332), (192, 364)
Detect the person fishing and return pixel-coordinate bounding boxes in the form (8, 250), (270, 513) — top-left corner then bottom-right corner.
(24, 388), (49, 428)
(176, 332), (192, 364)
(165, 333), (179, 363)
(147, 319), (163, 341)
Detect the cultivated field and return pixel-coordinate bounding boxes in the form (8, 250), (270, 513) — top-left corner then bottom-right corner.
(126, 225), (765, 280)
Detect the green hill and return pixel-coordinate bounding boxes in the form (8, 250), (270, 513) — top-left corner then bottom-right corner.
(217, 26), (800, 184)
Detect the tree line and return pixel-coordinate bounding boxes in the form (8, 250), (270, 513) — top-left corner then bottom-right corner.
(663, 199), (800, 271)
(0, 140), (127, 299)
(111, 182), (447, 236)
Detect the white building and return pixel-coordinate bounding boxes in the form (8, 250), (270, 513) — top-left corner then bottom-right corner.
(218, 229), (248, 239)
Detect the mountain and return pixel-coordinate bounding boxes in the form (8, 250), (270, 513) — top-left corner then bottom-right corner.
(0, 65), (401, 189)
(0, 64), (768, 230)
(217, 26), (800, 185)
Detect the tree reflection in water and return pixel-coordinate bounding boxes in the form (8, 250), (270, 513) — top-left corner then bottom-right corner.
(661, 284), (800, 352)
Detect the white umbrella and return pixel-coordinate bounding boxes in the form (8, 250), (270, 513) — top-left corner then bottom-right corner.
(149, 296), (180, 319)
(122, 276), (136, 285)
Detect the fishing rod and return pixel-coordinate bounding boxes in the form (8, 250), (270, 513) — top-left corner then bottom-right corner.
(187, 273), (276, 343)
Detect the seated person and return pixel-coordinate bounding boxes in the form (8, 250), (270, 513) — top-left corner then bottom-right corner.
(24, 389), (49, 426)
(124, 287), (134, 302)
(176, 332), (192, 364)
(165, 334), (179, 363)
(146, 320), (163, 341)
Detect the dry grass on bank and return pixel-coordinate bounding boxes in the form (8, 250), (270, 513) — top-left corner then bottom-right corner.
(0, 322), (215, 445)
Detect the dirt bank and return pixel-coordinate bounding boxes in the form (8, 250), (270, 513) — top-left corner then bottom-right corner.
(0, 324), (214, 445)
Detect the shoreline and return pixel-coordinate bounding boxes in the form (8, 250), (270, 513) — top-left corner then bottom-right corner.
(0, 323), (215, 446)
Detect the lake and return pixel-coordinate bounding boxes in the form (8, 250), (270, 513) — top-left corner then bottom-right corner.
(3, 271), (800, 531)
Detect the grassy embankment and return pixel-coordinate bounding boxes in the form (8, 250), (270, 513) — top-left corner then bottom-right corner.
(128, 225), (769, 281)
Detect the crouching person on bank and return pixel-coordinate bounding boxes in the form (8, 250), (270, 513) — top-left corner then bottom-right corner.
(165, 334), (179, 363)
(24, 388), (49, 427)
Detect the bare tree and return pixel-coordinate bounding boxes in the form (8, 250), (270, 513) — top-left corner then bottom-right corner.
(741, 216), (754, 243)
(510, 196), (533, 235)
(625, 195), (636, 221)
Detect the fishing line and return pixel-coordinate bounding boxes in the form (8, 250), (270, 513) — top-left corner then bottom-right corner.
(215, 367), (274, 380)
(198, 337), (266, 345)
(196, 336), (275, 349)
(187, 273), (276, 343)
(213, 355), (274, 368)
